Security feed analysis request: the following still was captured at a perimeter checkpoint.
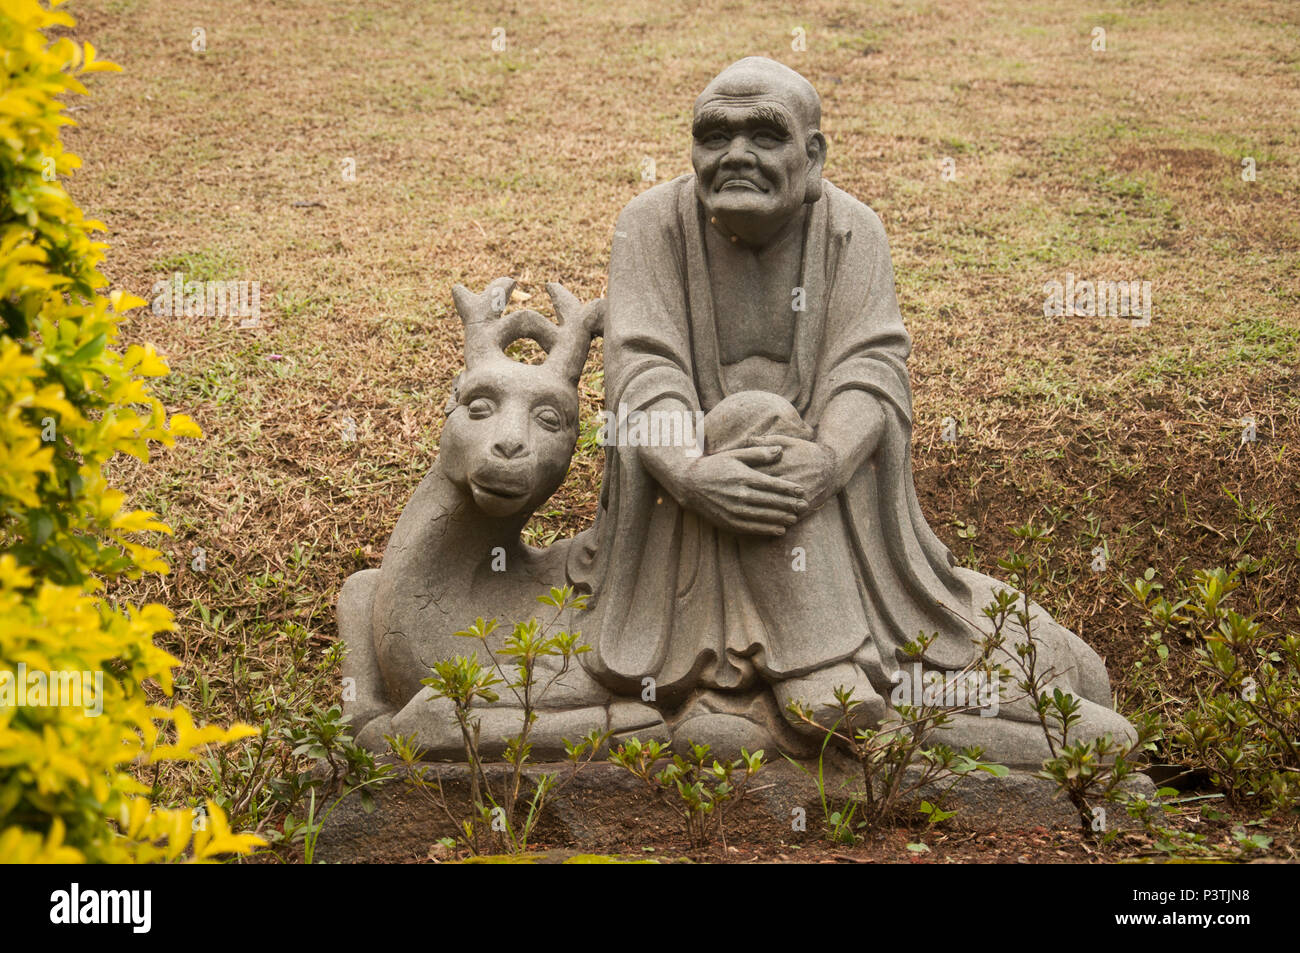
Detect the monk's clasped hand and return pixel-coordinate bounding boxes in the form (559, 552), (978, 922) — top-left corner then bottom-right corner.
(675, 444), (807, 537)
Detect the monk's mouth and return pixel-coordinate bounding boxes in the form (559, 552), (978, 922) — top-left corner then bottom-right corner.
(471, 477), (530, 500)
(718, 178), (767, 193)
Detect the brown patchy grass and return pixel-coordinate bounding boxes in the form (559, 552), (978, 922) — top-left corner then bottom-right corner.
(57, 0), (1300, 856)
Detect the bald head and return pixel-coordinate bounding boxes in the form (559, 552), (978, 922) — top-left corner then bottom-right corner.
(689, 57), (828, 246)
(695, 57), (821, 133)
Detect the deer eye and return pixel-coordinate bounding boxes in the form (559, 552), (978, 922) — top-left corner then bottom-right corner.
(467, 397), (495, 419)
(534, 407), (562, 432)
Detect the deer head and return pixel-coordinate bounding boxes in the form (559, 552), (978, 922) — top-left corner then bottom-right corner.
(439, 278), (603, 519)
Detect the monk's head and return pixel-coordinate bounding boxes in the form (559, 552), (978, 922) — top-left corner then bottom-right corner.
(691, 57), (826, 246)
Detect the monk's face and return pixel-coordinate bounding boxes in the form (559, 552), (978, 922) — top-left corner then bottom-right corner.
(691, 93), (820, 239)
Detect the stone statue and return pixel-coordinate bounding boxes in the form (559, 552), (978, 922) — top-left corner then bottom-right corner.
(340, 57), (1135, 766)
(339, 279), (665, 759)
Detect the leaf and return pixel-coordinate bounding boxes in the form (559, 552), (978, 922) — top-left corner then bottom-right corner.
(30, 510), (55, 545)
(149, 707), (261, 762)
(111, 508), (172, 535)
(109, 290), (148, 312)
(70, 333), (106, 363)
(192, 800), (266, 860)
(166, 413), (203, 439)
(80, 41), (123, 73)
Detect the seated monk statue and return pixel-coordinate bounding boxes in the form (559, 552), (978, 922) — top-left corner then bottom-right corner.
(568, 56), (1135, 761)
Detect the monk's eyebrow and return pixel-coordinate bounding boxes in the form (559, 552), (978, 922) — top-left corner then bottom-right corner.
(692, 103), (795, 140)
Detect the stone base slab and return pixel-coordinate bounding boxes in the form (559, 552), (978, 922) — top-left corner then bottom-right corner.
(314, 756), (1154, 863)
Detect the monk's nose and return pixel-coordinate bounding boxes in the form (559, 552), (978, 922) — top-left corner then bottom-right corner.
(722, 136), (757, 164)
(492, 437), (527, 460)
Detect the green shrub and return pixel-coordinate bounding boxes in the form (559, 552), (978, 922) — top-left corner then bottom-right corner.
(784, 669), (1007, 844)
(0, 0), (260, 862)
(991, 524), (1157, 837)
(1126, 564), (1299, 809)
(609, 738), (765, 851)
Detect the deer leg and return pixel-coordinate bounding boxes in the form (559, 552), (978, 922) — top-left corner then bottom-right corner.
(338, 568), (393, 748)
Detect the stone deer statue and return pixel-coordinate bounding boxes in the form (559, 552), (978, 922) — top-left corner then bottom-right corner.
(338, 278), (664, 757)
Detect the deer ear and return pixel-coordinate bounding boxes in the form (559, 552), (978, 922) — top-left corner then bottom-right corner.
(485, 277), (517, 316)
(452, 278), (516, 326)
(451, 285), (475, 324)
(545, 282), (582, 324)
(443, 372), (462, 415)
(585, 298), (606, 338)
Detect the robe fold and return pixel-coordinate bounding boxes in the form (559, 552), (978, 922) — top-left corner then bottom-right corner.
(570, 174), (986, 703)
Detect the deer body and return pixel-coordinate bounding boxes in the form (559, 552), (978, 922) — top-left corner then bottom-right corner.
(338, 280), (623, 750)
(369, 464), (579, 706)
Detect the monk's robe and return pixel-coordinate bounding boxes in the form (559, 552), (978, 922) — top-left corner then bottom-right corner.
(570, 174), (989, 703)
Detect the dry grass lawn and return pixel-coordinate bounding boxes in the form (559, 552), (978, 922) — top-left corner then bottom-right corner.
(53, 0), (1300, 858)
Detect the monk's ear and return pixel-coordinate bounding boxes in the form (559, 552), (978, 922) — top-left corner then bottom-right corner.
(804, 130), (827, 204)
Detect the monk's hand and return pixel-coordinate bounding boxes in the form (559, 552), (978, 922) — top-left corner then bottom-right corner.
(673, 445), (808, 537)
(756, 435), (839, 512)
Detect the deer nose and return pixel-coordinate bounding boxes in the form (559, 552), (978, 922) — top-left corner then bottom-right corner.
(491, 437), (526, 460)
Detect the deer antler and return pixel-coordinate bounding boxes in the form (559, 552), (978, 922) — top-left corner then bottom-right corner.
(449, 278), (603, 384)
(542, 282), (605, 384)
(453, 277), (546, 368)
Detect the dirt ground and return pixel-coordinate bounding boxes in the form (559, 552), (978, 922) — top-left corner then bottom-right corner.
(51, 0), (1300, 861)
(397, 795), (1300, 865)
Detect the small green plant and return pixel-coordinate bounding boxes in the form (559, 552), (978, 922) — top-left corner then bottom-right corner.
(393, 585), (609, 855)
(187, 626), (392, 861)
(297, 769), (394, 865)
(608, 737), (765, 851)
(990, 523), (1158, 837)
(787, 727), (860, 845)
(1117, 788), (1274, 862)
(520, 522), (562, 548)
(784, 641), (1008, 843)
(576, 414), (606, 455)
(1124, 564), (1300, 810)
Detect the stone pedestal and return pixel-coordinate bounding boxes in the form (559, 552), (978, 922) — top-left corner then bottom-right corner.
(313, 757), (1154, 863)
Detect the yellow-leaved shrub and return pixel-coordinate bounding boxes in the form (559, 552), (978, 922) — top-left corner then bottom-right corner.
(0, 0), (263, 862)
